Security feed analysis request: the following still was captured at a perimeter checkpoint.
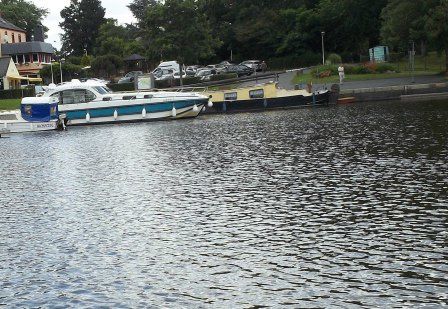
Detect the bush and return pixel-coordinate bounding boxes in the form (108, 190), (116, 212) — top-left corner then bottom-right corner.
(326, 53), (342, 65)
(211, 73), (238, 81)
(107, 83), (134, 92)
(310, 65), (338, 77)
(91, 55), (124, 78)
(0, 88), (35, 99)
(67, 56), (82, 65)
(344, 65), (371, 74)
(376, 63), (397, 73)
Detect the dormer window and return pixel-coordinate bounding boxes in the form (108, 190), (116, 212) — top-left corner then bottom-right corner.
(12, 33), (15, 43)
(18, 34), (21, 42)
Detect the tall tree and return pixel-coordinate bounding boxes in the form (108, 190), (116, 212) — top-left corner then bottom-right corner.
(60, 0), (105, 56)
(94, 19), (144, 57)
(139, 0), (221, 64)
(381, 0), (435, 54)
(426, 0), (448, 71)
(0, 0), (48, 40)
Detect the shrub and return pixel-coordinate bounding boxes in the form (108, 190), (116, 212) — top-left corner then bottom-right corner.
(0, 88), (35, 99)
(310, 65), (338, 77)
(211, 73), (238, 81)
(107, 83), (134, 92)
(376, 63), (397, 73)
(344, 65), (371, 74)
(326, 53), (342, 65)
(91, 55), (124, 78)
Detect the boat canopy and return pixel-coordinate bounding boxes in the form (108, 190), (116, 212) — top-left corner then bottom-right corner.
(20, 97), (59, 122)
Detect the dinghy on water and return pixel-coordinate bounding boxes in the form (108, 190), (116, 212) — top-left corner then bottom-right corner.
(0, 97), (61, 136)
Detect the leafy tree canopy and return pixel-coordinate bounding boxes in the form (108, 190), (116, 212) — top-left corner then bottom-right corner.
(0, 0), (48, 40)
(60, 0), (105, 56)
(139, 0), (221, 64)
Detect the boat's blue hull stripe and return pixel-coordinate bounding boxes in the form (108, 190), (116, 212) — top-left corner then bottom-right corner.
(64, 99), (207, 120)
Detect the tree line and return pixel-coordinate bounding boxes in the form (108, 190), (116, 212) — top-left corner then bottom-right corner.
(1, 0), (448, 71)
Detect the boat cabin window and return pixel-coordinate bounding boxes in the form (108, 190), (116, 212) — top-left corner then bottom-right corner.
(51, 89), (97, 104)
(93, 86), (112, 94)
(224, 92), (237, 101)
(249, 89), (264, 99)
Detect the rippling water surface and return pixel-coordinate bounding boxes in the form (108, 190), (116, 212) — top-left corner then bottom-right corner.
(1, 101), (447, 308)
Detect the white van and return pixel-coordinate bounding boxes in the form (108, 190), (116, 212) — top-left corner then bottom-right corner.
(153, 61), (181, 74)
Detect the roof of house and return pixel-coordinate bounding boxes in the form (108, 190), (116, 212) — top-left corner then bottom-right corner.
(1, 41), (54, 55)
(0, 57), (12, 77)
(0, 16), (25, 32)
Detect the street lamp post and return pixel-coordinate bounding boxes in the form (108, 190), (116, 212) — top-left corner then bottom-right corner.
(409, 40), (415, 83)
(59, 58), (65, 84)
(50, 59), (55, 84)
(321, 31), (325, 65)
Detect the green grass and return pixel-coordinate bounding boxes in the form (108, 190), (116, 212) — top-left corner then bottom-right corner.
(0, 99), (21, 111)
(292, 71), (442, 85)
(292, 51), (447, 85)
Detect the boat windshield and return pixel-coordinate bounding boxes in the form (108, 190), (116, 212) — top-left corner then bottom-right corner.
(93, 86), (113, 94)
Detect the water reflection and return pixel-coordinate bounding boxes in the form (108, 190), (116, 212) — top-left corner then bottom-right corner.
(0, 100), (447, 307)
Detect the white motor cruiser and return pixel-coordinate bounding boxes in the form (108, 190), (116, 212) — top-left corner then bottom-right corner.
(41, 80), (209, 126)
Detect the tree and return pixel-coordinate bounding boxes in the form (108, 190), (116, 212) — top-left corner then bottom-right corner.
(39, 62), (83, 84)
(0, 0), (48, 40)
(91, 55), (124, 78)
(426, 0), (448, 72)
(139, 0), (221, 64)
(128, 0), (158, 24)
(94, 19), (144, 57)
(60, 0), (105, 56)
(381, 0), (435, 54)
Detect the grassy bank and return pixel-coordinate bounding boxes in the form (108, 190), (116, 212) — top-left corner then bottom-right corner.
(292, 71), (442, 85)
(292, 51), (447, 85)
(0, 99), (21, 111)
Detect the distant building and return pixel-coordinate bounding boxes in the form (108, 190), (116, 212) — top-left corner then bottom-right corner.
(0, 16), (26, 44)
(0, 56), (22, 90)
(2, 41), (54, 78)
(0, 14), (54, 81)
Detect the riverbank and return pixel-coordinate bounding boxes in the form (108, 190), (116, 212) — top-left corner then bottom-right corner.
(293, 70), (442, 85)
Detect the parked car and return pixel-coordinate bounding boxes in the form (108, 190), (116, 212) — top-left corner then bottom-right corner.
(223, 65), (254, 77)
(118, 71), (143, 84)
(173, 71), (187, 79)
(218, 61), (233, 66)
(195, 69), (216, 81)
(153, 68), (174, 81)
(240, 60), (262, 72)
(185, 65), (199, 76)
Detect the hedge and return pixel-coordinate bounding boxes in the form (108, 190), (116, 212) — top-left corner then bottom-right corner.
(211, 73), (238, 81)
(310, 63), (399, 77)
(107, 83), (135, 92)
(0, 88), (35, 99)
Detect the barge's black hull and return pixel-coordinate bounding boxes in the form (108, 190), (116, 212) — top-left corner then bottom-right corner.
(203, 91), (330, 114)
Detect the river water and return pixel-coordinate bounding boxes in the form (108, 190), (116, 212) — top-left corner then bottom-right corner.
(0, 100), (447, 308)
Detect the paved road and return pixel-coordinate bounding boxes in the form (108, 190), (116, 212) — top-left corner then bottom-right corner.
(242, 71), (447, 91)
